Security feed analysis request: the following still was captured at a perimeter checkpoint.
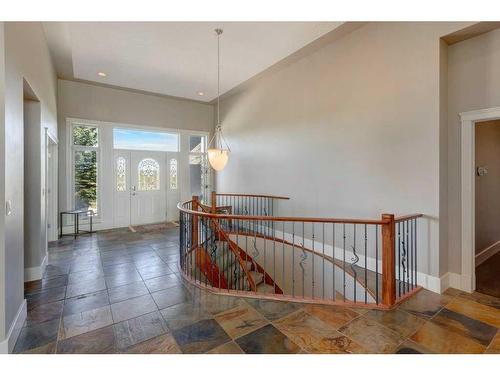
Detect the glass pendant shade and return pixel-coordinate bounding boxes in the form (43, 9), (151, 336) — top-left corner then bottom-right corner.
(207, 148), (229, 171)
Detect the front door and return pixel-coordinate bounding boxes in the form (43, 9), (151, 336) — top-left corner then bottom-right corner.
(166, 152), (180, 221)
(130, 151), (166, 225)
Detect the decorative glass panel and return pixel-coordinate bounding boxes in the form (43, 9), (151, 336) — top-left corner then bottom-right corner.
(73, 125), (98, 147)
(138, 158), (160, 191)
(169, 159), (178, 190)
(74, 150), (98, 213)
(113, 128), (179, 152)
(116, 157), (126, 192)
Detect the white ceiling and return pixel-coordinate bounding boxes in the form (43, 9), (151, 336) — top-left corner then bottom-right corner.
(43, 22), (342, 102)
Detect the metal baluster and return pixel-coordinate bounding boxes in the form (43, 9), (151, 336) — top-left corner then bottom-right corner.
(410, 219), (413, 289)
(273, 218), (276, 294)
(292, 222), (295, 298)
(406, 220), (410, 293)
(375, 224), (379, 305)
(332, 223), (336, 301)
(397, 222), (401, 298)
(364, 224), (367, 304)
(302, 222), (305, 298)
(343, 223), (346, 302)
(312, 223), (315, 299)
(322, 223), (325, 300)
(414, 219), (418, 287)
(282, 221), (285, 294)
(352, 224), (357, 304)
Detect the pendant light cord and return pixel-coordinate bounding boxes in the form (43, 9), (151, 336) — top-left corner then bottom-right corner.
(208, 28), (230, 152)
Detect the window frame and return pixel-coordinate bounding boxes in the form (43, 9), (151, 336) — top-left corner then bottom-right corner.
(188, 134), (209, 202)
(66, 118), (103, 221)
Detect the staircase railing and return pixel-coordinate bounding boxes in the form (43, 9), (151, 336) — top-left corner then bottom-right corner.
(178, 192), (422, 309)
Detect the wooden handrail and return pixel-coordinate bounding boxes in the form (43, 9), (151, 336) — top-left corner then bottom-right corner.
(178, 202), (389, 225)
(395, 213), (423, 222)
(216, 193), (290, 200)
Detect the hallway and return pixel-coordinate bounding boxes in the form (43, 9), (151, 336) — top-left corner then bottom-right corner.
(14, 228), (500, 354)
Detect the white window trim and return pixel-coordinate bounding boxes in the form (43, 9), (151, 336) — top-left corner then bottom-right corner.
(66, 118), (103, 222)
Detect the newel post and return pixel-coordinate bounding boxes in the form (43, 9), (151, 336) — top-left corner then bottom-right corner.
(192, 196), (199, 250)
(211, 191), (217, 214)
(381, 214), (396, 306)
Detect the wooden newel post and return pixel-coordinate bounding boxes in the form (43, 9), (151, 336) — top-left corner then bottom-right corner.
(211, 191), (217, 214)
(192, 196), (199, 249)
(381, 214), (396, 307)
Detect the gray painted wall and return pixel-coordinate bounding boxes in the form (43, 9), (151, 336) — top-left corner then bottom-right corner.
(447, 28), (500, 274)
(216, 22), (468, 279)
(1, 22), (58, 344)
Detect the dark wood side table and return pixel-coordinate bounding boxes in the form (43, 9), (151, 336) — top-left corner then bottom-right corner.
(59, 210), (95, 239)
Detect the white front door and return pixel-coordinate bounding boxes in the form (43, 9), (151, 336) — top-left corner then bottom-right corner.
(130, 151), (166, 225)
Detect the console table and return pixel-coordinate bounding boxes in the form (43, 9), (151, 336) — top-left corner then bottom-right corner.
(59, 210), (95, 239)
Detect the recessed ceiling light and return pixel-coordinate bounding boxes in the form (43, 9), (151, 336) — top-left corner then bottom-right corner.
(97, 72), (107, 77)
(197, 91), (205, 96)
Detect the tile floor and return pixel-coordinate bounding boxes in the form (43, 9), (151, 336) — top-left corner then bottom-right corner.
(14, 227), (500, 354)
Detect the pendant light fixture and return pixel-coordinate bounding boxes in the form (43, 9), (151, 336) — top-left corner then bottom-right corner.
(207, 28), (230, 171)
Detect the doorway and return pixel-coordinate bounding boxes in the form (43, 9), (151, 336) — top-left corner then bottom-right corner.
(474, 119), (500, 298)
(460, 106), (500, 295)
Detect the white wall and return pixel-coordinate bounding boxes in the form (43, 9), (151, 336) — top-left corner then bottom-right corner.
(447, 28), (500, 274)
(217, 22), (469, 282)
(23, 99), (47, 278)
(0, 22), (58, 351)
(57, 80), (214, 230)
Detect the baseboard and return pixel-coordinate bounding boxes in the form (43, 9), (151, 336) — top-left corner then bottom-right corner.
(24, 254), (48, 282)
(475, 241), (500, 266)
(0, 299), (27, 353)
(439, 272), (472, 293)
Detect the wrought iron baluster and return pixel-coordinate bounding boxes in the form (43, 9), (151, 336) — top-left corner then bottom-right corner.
(397, 222), (401, 298)
(364, 223), (367, 304)
(292, 222), (295, 298)
(351, 224), (358, 303)
(332, 223), (336, 301)
(322, 222), (325, 299)
(375, 224), (379, 305)
(343, 223), (346, 302)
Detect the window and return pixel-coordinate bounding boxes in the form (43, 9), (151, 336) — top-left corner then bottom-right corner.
(72, 124), (99, 214)
(113, 128), (179, 152)
(189, 135), (206, 153)
(169, 159), (178, 190)
(116, 157), (126, 192)
(138, 158), (160, 191)
(189, 135), (208, 201)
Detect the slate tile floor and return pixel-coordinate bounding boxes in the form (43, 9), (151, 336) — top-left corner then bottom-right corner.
(14, 227), (500, 354)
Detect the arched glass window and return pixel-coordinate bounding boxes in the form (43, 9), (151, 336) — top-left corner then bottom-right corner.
(138, 158), (160, 191)
(116, 157), (126, 192)
(169, 159), (178, 190)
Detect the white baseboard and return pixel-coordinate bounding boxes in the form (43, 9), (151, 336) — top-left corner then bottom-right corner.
(24, 254), (48, 282)
(0, 299), (27, 353)
(439, 272), (472, 293)
(475, 241), (500, 266)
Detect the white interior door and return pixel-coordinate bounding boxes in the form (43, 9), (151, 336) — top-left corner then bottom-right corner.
(166, 152), (180, 221)
(113, 150), (131, 227)
(130, 151), (166, 225)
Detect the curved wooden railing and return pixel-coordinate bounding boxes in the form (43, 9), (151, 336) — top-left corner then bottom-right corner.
(178, 192), (422, 309)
